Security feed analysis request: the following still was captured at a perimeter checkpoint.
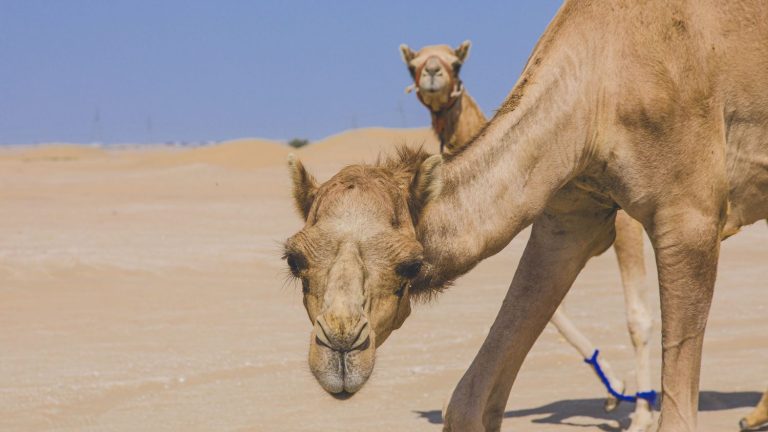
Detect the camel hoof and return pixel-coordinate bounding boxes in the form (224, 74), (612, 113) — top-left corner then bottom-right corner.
(739, 418), (750, 431)
(441, 391), (452, 422)
(626, 410), (654, 432)
(604, 394), (621, 412)
(739, 417), (767, 431)
(603, 380), (625, 412)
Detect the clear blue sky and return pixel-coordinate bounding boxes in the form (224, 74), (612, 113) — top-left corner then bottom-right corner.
(0, 1), (562, 145)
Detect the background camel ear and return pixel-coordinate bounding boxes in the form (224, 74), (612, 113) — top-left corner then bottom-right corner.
(454, 40), (471, 62)
(410, 154), (443, 214)
(399, 44), (416, 64)
(287, 154), (318, 220)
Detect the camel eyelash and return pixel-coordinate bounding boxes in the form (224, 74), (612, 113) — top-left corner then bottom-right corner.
(282, 250), (307, 278)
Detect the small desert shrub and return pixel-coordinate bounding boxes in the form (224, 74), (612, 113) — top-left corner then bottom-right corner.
(288, 138), (309, 149)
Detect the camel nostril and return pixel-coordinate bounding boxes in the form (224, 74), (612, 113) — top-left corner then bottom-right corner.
(349, 320), (370, 351)
(315, 335), (332, 349)
(354, 335), (371, 352)
(315, 316), (336, 349)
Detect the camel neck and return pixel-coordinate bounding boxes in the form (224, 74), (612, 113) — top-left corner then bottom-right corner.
(432, 92), (487, 155)
(416, 25), (597, 288)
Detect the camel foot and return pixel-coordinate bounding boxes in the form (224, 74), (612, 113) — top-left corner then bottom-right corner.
(604, 380), (625, 412)
(740, 417), (768, 431)
(441, 396), (449, 423)
(627, 408), (654, 432)
(604, 394), (621, 412)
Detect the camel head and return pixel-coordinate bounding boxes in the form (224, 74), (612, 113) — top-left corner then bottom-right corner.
(399, 41), (471, 112)
(284, 148), (442, 398)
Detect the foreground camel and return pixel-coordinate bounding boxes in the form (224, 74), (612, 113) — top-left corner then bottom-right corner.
(285, 1), (768, 431)
(399, 40), (655, 428)
(741, 389), (768, 431)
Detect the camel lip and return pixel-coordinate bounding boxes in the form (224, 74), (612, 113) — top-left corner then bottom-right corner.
(309, 330), (376, 396)
(329, 390), (355, 400)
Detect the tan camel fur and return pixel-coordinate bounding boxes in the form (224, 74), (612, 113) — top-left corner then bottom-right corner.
(399, 42), (487, 156)
(410, 2), (768, 431)
(286, 1), (768, 431)
(401, 41), (654, 429)
(741, 389), (768, 431)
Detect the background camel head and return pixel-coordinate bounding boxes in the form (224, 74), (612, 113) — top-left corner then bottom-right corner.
(284, 148), (442, 398)
(399, 41), (471, 112)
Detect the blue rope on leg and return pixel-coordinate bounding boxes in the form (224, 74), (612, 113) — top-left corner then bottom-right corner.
(584, 349), (657, 407)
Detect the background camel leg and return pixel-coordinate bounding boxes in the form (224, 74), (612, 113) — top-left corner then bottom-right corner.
(740, 389), (768, 431)
(613, 210), (655, 432)
(650, 210), (720, 432)
(549, 306), (626, 411)
(443, 206), (616, 432)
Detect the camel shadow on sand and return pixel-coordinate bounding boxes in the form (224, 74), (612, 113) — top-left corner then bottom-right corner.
(415, 391), (764, 432)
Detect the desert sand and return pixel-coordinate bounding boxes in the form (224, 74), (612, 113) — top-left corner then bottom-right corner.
(0, 129), (765, 432)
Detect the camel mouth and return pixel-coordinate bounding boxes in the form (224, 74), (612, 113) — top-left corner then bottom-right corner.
(417, 77), (449, 93)
(419, 84), (445, 94)
(309, 331), (376, 397)
(329, 390), (355, 400)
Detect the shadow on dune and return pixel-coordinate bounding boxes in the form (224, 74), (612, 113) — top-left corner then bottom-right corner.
(415, 390), (762, 431)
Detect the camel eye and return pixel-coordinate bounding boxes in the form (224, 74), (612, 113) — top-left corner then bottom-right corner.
(284, 252), (307, 277)
(396, 260), (422, 279)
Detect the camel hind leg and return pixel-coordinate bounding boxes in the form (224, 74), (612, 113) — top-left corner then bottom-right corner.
(549, 306), (626, 411)
(740, 389), (768, 431)
(613, 211), (655, 432)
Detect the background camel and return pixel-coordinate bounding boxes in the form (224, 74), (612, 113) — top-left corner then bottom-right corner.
(399, 40), (654, 430)
(288, 1), (768, 431)
(398, 41), (486, 157)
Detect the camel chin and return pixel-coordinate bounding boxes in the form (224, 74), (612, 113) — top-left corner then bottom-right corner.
(308, 331), (376, 398)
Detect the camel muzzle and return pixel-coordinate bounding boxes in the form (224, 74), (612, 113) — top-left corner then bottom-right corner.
(309, 316), (376, 397)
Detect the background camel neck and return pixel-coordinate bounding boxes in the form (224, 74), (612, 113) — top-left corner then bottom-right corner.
(434, 91), (487, 156)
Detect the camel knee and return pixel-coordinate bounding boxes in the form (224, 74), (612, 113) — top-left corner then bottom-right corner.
(652, 211), (721, 299)
(627, 307), (652, 347)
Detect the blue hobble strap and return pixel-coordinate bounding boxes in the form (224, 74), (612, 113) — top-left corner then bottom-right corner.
(635, 389), (658, 406)
(584, 349), (657, 406)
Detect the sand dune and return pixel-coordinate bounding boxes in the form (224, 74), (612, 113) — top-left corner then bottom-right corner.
(298, 127), (439, 167)
(0, 143), (106, 161)
(0, 128), (440, 172)
(140, 138), (291, 170)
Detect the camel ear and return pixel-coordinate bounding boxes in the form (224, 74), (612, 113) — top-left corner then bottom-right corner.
(454, 40), (471, 62)
(410, 154), (443, 214)
(399, 44), (416, 64)
(287, 154), (318, 220)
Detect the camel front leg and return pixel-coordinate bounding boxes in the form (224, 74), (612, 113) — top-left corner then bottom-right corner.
(741, 389), (768, 431)
(443, 207), (616, 432)
(650, 209), (720, 432)
(613, 210), (655, 431)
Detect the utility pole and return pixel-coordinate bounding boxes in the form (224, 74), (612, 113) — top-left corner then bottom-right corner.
(91, 107), (103, 143)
